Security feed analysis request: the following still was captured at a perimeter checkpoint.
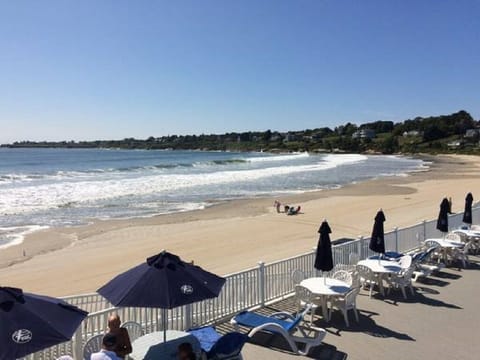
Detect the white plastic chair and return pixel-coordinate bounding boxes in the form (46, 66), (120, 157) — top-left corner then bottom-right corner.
(291, 269), (306, 286)
(294, 285), (320, 326)
(387, 267), (415, 299)
(446, 232), (462, 242)
(82, 334), (103, 360)
(332, 270), (353, 286)
(121, 321), (143, 342)
(398, 255), (412, 269)
(356, 264), (377, 298)
(328, 287), (360, 327)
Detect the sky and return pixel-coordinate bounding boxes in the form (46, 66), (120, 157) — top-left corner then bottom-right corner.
(0, 0), (479, 143)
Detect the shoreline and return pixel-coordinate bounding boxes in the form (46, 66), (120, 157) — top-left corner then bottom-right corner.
(1, 154), (479, 296)
(0, 153), (428, 265)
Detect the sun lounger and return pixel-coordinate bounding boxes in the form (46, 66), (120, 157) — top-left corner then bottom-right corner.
(230, 306), (326, 356)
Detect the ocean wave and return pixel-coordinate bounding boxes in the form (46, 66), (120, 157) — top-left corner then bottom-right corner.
(0, 153), (368, 215)
(247, 152), (310, 162)
(0, 225), (49, 249)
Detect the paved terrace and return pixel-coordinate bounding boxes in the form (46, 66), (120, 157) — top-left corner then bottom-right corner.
(216, 255), (480, 360)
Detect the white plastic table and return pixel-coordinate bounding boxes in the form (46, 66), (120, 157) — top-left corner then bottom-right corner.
(357, 259), (402, 295)
(130, 330), (201, 360)
(425, 238), (464, 265)
(300, 277), (351, 320)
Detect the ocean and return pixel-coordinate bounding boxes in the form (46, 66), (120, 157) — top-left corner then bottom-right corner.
(0, 148), (425, 248)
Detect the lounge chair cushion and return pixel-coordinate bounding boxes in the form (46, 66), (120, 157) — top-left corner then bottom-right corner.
(233, 311), (300, 333)
(188, 326), (222, 352)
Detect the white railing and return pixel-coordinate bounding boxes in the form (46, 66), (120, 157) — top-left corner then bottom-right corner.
(30, 206), (480, 359)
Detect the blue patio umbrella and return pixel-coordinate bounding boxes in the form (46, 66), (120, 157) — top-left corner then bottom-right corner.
(314, 220), (334, 283)
(369, 210), (386, 255)
(0, 287), (88, 360)
(462, 193), (473, 225)
(436, 198), (449, 234)
(97, 251), (226, 341)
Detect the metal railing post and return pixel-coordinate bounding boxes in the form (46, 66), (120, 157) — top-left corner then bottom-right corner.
(423, 220), (427, 241)
(357, 236), (364, 259)
(258, 261), (265, 306)
(394, 227), (399, 252)
(184, 304), (192, 330)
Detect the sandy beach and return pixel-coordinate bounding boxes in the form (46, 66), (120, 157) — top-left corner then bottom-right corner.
(0, 154), (479, 297)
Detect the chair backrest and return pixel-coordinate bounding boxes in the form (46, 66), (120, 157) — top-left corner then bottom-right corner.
(424, 240), (440, 249)
(350, 270), (361, 288)
(291, 269), (305, 285)
(82, 334), (104, 360)
(446, 233), (462, 242)
(452, 231), (468, 242)
(121, 321), (143, 342)
(332, 270), (352, 286)
(207, 332), (249, 360)
(349, 252), (360, 265)
(399, 266), (415, 281)
(356, 264), (374, 281)
(294, 284), (313, 305)
(344, 286), (360, 306)
(398, 255), (412, 269)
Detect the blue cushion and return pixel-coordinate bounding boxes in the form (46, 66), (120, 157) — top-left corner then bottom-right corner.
(233, 311), (299, 333)
(188, 326), (222, 352)
(208, 332), (249, 358)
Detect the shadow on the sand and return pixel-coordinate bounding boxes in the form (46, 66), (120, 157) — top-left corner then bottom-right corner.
(247, 332), (348, 360)
(317, 309), (415, 341)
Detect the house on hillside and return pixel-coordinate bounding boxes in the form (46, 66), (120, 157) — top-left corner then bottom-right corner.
(465, 129), (480, 139)
(352, 129), (375, 140)
(403, 130), (423, 137)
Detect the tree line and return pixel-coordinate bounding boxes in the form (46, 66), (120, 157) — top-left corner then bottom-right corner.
(2, 110), (478, 154)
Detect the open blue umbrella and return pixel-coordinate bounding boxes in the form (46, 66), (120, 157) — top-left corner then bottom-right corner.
(0, 287), (88, 360)
(436, 198), (449, 234)
(462, 193), (473, 225)
(314, 220), (334, 283)
(97, 251), (226, 341)
(369, 210), (386, 255)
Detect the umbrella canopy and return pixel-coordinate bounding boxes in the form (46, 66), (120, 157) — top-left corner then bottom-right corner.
(97, 251), (226, 309)
(436, 198), (450, 233)
(369, 210), (386, 254)
(314, 220), (334, 271)
(462, 193), (474, 224)
(0, 287), (88, 360)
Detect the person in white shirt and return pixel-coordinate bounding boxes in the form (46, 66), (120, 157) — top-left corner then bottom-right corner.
(90, 333), (122, 360)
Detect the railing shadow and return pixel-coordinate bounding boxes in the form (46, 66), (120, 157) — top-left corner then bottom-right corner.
(317, 310), (415, 341)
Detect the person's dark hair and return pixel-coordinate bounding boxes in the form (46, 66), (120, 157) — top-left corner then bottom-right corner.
(102, 333), (117, 349)
(178, 342), (195, 360)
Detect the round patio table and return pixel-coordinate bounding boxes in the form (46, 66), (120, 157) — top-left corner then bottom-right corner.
(300, 277), (351, 320)
(130, 330), (201, 360)
(357, 259), (402, 295)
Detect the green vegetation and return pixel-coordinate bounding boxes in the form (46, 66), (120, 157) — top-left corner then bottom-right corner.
(2, 110), (479, 155)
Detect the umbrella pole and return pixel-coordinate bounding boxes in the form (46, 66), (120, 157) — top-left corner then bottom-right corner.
(163, 308), (167, 343)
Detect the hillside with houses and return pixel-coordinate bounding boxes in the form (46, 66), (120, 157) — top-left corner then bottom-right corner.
(3, 110), (479, 155)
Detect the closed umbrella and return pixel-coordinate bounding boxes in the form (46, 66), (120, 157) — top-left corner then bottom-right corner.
(369, 210), (386, 256)
(97, 251), (226, 342)
(0, 287), (88, 360)
(314, 220), (334, 283)
(462, 193), (473, 225)
(436, 198), (449, 234)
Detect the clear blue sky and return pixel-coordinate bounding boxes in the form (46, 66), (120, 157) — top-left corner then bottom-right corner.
(0, 0), (479, 143)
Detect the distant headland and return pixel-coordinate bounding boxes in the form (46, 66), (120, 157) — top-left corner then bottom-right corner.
(2, 110), (479, 155)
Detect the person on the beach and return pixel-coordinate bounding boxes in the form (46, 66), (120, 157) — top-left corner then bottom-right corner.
(105, 313), (132, 359)
(90, 333), (121, 360)
(177, 342), (196, 360)
(284, 205), (290, 213)
(274, 200), (281, 213)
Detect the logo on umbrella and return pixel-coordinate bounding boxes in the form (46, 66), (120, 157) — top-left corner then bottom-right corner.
(12, 329), (32, 344)
(180, 284), (194, 295)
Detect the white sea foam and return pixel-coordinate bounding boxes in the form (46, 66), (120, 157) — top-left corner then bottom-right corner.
(0, 153), (368, 215)
(0, 225), (49, 249)
(247, 152), (310, 162)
